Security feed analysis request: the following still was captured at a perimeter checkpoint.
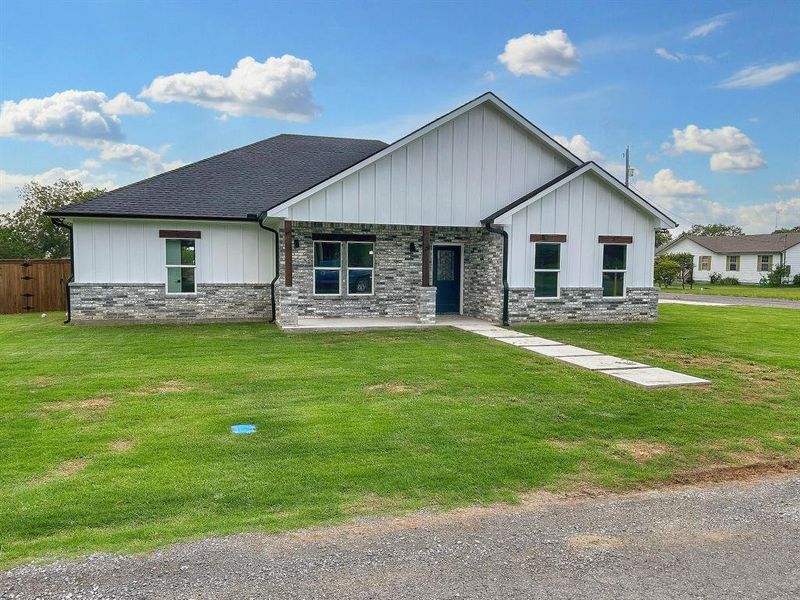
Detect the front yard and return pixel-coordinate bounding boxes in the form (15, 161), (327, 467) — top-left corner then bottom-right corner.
(1, 305), (799, 569)
(661, 284), (800, 300)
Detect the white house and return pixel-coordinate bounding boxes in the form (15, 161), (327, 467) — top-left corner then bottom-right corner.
(657, 233), (800, 284)
(50, 93), (676, 326)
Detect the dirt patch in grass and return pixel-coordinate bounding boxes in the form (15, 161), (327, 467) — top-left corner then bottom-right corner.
(653, 351), (798, 389)
(364, 383), (419, 394)
(109, 439), (136, 453)
(343, 493), (419, 516)
(32, 458), (90, 485)
(547, 439), (583, 451)
(670, 459), (800, 486)
(30, 376), (54, 387)
(39, 397), (113, 413)
(131, 380), (193, 395)
(615, 441), (671, 461)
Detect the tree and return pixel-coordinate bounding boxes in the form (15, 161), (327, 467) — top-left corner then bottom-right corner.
(687, 223), (744, 237)
(0, 180), (105, 259)
(773, 226), (800, 233)
(654, 256), (680, 287)
(655, 229), (673, 248)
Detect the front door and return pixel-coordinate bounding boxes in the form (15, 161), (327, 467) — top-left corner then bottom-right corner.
(433, 245), (461, 314)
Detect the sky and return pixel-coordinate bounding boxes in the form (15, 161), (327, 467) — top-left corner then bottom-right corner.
(1, 0), (799, 232)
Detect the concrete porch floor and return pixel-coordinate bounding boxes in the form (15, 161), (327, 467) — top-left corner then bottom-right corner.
(281, 314), (493, 332)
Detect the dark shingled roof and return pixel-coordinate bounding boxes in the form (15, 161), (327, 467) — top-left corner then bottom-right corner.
(663, 233), (800, 254)
(50, 134), (388, 221)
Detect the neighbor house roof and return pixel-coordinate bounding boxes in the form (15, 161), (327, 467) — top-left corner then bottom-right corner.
(658, 233), (800, 255)
(481, 161), (678, 229)
(49, 134), (388, 221)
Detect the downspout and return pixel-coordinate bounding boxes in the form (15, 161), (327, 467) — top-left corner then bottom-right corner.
(484, 222), (509, 326)
(51, 217), (74, 324)
(257, 212), (280, 323)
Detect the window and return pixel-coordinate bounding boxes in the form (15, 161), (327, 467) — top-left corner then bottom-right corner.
(165, 239), (196, 294)
(758, 255), (773, 271)
(699, 256), (712, 271)
(727, 255), (739, 271)
(313, 241), (341, 295)
(602, 244), (626, 297)
(347, 241), (374, 295)
(534, 243), (561, 297)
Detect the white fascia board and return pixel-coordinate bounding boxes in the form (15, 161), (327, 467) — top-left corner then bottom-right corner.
(494, 163), (678, 229)
(267, 92), (582, 218)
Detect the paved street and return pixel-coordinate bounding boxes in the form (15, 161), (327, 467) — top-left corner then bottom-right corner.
(659, 291), (800, 309)
(3, 473), (799, 600)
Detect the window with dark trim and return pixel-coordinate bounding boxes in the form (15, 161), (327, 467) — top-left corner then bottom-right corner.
(313, 241), (342, 295)
(758, 255), (773, 271)
(602, 244), (626, 297)
(165, 239), (196, 294)
(534, 242), (561, 297)
(347, 241), (374, 295)
(699, 256), (712, 271)
(727, 255), (739, 271)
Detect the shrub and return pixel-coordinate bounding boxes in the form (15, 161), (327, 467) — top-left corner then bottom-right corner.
(793, 274), (800, 287)
(767, 264), (792, 287)
(709, 272), (723, 284)
(654, 257), (681, 287)
(719, 277), (740, 285)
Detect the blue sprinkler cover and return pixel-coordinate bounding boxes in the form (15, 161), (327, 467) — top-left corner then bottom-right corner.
(231, 424), (256, 434)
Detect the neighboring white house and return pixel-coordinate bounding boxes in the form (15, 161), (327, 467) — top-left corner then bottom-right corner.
(50, 92), (676, 326)
(657, 233), (800, 284)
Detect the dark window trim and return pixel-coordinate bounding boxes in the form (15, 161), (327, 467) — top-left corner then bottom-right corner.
(159, 230), (201, 239)
(530, 234), (567, 243)
(598, 235), (633, 244)
(312, 233), (377, 242)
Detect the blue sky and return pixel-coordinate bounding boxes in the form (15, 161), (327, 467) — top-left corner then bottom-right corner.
(1, 0), (798, 231)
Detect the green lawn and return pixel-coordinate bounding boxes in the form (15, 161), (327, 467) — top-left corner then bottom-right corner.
(1, 306), (799, 569)
(661, 284), (800, 300)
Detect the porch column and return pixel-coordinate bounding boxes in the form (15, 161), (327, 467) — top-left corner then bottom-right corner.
(421, 226), (431, 287)
(283, 220), (293, 287)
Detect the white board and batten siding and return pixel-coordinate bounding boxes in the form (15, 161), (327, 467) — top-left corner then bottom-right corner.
(72, 218), (275, 284)
(507, 171), (658, 289)
(272, 103), (573, 227)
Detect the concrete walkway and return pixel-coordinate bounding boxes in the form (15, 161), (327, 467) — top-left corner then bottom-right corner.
(453, 323), (709, 389)
(660, 291), (800, 309)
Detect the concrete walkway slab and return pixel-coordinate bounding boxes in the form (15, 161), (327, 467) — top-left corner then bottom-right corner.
(659, 299), (732, 307)
(600, 366), (710, 388)
(494, 336), (563, 347)
(557, 354), (649, 371)
(523, 344), (600, 357)
(459, 327), (531, 339)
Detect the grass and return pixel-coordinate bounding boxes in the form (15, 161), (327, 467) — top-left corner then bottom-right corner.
(1, 305), (799, 569)
(661, 284), (800, 300)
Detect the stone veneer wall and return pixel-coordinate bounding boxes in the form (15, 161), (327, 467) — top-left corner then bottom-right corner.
(69, 283), (271, 322)
(507, 287), (658, 323)
(276, 222), (504, 323)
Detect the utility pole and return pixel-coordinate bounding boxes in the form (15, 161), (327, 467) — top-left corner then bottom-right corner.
(624, 146), (631, 187)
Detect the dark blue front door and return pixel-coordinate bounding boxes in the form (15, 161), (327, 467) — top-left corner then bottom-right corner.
(433, 246), (461, 314)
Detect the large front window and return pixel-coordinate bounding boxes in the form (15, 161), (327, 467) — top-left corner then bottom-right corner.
(534, 242), (560, 297)
(347, 241), (374, 295)
(166, 239), (196, 294)
(313, 241), (342, 295)
(602, 244), (626, 297)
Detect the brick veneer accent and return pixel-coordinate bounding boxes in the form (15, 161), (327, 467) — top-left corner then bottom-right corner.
(507, 286), (658, 323)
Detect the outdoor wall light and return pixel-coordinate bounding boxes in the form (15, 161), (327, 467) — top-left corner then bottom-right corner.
(410, 242), (417, 253)
(294, 238), (300, 249)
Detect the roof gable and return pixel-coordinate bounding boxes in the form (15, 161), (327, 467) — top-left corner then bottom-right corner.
(267, 92), (582, 220)
(660, 232), (800, 254)
(484, 162), (678, 229)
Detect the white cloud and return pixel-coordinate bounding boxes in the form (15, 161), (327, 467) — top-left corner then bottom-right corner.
(656, 196), (800, 234)
(140, 55), (318, 120)
(685, 14), (729, 39)
(655, 48), (711, 63)
(82, 158), (102, 169)
(101, 92), (152, 116)
(498, 30), (579, 77)
(482, 70), (497, 82)
(635, 169), (705, 199)
(0, 167), (116, 212)
(719, 61), (800, 89)
(98, 142), (184, 175)
(663, 124), (765, 172)
(553, 134), (605, 162)
(773, 178), (800, 193)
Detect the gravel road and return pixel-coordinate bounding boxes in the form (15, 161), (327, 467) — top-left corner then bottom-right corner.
(3, 474), (799, 600)
(659, 291), (800, 309)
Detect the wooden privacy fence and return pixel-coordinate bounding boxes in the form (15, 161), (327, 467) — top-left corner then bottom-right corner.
(0, 259), (71, 314)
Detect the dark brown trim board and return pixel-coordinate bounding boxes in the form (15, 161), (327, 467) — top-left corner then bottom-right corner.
(284, 221), (293, 287)
(422, 226), (431, 287)
(311, 233), (377, 242)
(530, 234), (567, 243)
(598, 235), (633, 244)
(159, 230), (201, 239)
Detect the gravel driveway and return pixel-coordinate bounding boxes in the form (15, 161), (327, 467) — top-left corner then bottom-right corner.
(659, 291), (800, 309)
(3, 474), (799, 600)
